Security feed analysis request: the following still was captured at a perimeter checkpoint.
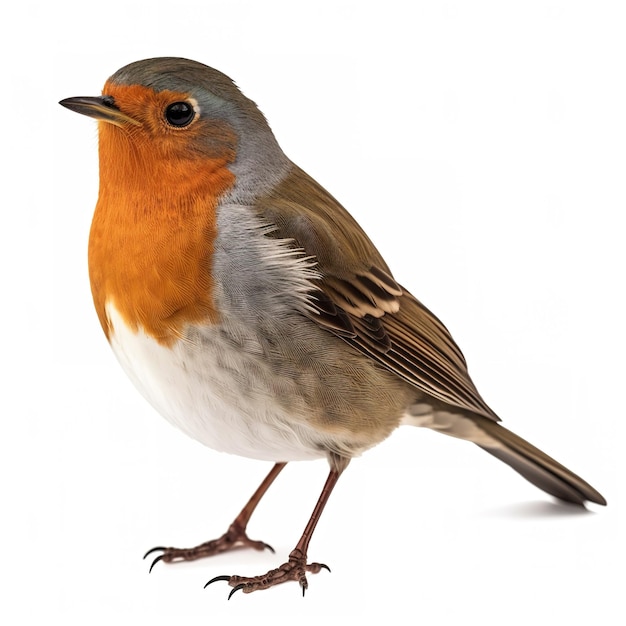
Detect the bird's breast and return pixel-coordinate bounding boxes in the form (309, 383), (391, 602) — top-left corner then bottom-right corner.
(88, 142), (235, 345)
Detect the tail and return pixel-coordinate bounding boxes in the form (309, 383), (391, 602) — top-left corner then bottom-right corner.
(406, 410), (606, 506)
(475, 417), (606, 506)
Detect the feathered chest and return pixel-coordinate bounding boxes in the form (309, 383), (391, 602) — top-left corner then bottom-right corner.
(88, 140), (235, 346)
(98, 203), (339, 462)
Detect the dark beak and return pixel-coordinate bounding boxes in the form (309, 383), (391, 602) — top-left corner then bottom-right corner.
(59, 96), (140, 127)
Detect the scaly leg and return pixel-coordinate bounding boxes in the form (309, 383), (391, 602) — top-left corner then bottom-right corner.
(206, 464), (344, 598)
(144, 462), (286, 572)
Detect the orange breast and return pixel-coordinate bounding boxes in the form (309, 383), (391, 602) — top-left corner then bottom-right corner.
(89, 100), (236, 346)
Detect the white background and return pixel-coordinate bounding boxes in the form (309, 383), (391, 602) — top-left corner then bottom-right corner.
(2, 1), (624, 624)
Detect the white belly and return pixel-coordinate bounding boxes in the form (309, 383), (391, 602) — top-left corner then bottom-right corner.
(107, 303), (325, 462)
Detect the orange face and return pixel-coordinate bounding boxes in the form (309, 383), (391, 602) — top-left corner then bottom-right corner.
(88, 82), (237, 345)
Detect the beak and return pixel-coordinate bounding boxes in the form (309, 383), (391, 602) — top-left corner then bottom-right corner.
(59, 96), (140, 127)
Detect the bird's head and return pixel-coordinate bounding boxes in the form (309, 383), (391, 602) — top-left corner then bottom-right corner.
(60, 57), (289, 200)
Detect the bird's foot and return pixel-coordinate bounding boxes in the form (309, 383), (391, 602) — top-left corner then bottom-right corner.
(205, 548), (330, 598)
(144, 522), (274, 572)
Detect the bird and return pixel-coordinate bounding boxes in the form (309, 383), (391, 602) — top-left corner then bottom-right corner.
(59, 57), (606, 598)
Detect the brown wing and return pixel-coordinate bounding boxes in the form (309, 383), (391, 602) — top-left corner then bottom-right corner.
(256, 165), (499, 422)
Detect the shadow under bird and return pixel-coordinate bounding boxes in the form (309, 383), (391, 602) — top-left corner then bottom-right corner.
(59, 57), (606, 598)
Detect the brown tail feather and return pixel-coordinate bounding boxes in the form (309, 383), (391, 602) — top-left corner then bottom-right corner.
(474, 418), (606, 506)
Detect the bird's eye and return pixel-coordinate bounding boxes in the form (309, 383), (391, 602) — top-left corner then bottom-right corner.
(165, 101), (195, 127)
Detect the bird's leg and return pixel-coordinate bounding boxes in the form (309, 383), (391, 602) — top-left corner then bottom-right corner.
(207, 462), (345, 597)
(145, 462), (286, 571)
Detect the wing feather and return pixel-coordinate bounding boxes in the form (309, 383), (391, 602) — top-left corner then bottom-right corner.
(256, 165), (499, 422)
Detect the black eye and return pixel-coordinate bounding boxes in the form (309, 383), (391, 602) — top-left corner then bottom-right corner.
(165, 101), (195, 127)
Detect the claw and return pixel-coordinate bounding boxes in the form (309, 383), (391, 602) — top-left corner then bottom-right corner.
(262, 542), (275, 554)
(228, 584), (245, 600)
(148, 553), (165, 574)
(143, 546), (165, 560)
(204, 575), (232, 589)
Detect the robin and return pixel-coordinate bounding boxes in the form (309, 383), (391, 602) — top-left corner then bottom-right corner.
(59, 57), (606, 598)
